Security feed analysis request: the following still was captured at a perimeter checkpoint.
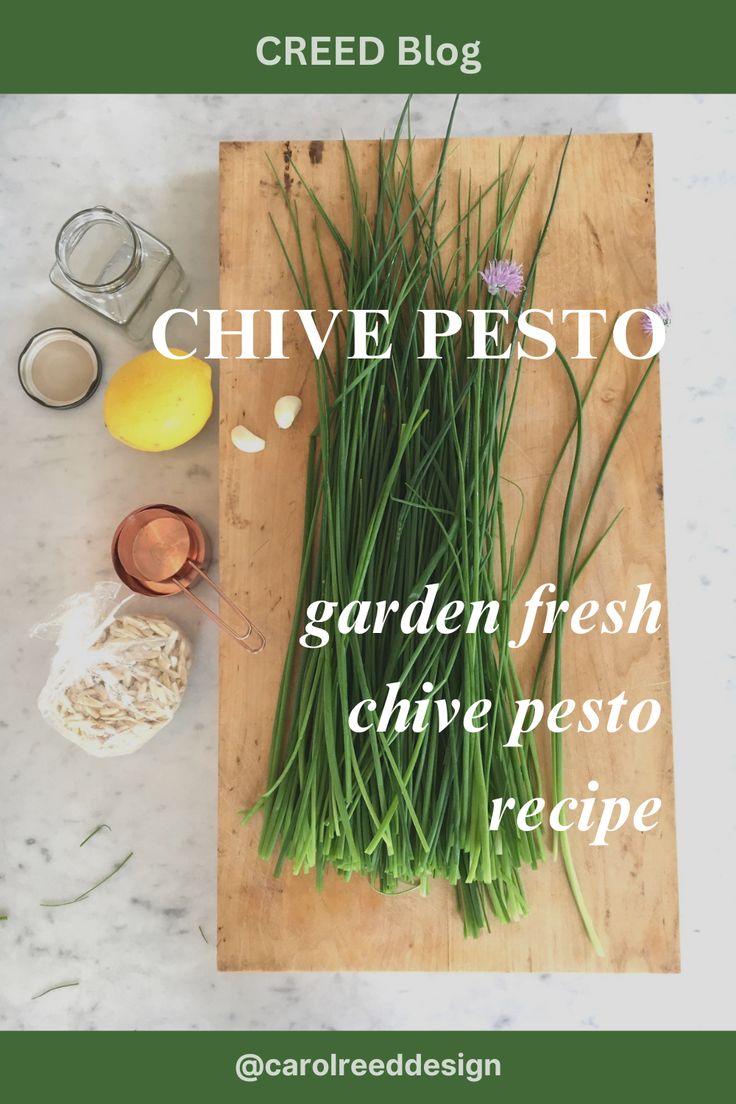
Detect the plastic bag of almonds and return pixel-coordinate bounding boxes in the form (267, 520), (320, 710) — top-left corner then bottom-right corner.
(32, 582), (192, 756)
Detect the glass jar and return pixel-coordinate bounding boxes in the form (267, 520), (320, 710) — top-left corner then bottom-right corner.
(50, 206), (187, 344)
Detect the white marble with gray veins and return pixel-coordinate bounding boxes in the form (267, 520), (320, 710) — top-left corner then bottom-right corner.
(0, 94), (734, 1030)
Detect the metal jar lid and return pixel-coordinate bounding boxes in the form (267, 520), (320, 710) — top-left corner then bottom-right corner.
(18, 327), (101, 409)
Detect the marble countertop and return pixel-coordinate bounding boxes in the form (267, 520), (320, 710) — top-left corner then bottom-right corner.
(1, 93), (734, 1030)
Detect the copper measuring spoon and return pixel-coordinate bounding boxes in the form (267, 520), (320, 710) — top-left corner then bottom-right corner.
(112, 505), (265, 653)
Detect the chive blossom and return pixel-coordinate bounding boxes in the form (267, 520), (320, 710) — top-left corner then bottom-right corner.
(479, 257), (524, 297)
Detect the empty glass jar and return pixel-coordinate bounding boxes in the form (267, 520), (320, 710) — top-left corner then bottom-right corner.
(50, 206), (187, 344)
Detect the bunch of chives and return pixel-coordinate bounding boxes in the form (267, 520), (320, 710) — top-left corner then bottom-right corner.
(244, 101), (658, 948)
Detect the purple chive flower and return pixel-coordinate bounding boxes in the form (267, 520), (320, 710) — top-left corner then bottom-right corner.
(479, 258), (524, 298)
(641, 302), (672, 334)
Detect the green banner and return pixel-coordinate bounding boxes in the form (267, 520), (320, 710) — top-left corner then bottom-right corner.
(1, 1030), (732, 1099)
(3, 0), (735, 92)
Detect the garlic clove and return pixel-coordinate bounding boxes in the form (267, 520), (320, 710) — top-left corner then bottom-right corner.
(274, 394), (302, 429)
(231, 425), (265, 453)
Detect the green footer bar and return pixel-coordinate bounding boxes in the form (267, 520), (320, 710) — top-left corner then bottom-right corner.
(2, 1031), (732, 1100)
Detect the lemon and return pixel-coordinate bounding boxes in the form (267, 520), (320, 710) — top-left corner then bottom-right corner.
(104, 349), (213, 452)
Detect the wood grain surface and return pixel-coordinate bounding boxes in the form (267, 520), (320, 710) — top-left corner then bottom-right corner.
(218, 133), (678, 972)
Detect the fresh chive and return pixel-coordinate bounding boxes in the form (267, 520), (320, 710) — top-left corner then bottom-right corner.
(244, 102), (656, 946)
(41, 852), (133, 908)
(198, 925), (209, 944)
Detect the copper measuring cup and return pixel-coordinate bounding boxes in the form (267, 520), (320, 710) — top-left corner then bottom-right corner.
(112, 504), (265, 653)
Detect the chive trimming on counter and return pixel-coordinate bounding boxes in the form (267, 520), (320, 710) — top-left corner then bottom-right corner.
(41, 852), (133, 908)
(31, 981), (80, 1000)
(79, 824), (111, 847)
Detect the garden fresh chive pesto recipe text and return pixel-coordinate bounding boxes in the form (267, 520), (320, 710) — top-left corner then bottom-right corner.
(294, 582), (665, 848)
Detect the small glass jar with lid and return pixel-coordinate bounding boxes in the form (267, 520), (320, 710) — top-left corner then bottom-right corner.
(50, 206), (187, 344)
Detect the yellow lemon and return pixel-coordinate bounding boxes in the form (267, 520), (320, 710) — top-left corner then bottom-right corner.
(104, 349), (213, 452)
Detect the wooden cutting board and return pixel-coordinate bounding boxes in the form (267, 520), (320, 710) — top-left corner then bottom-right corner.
(217, 133), (679, 972)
